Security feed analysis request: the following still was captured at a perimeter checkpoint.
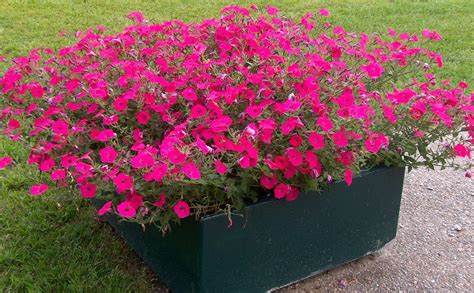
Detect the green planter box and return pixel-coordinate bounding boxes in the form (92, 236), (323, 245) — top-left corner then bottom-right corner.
(96, 166), (405, 292)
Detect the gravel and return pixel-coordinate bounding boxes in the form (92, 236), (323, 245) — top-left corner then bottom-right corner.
(279, 167), (473, 292)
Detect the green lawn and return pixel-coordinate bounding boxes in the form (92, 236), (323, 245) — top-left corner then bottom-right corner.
(0, 0), (472, 291)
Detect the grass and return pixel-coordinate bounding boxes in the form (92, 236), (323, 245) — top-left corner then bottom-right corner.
(0, 0), (472, 291)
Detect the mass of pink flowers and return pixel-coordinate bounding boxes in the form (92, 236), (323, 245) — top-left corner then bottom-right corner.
(0, 5), (472, 230)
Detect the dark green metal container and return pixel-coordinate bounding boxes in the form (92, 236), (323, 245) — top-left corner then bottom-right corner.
(97, 166), (405, 292)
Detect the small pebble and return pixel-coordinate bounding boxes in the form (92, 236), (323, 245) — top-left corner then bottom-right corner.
(453, 224), (462, 231)
(338, 278), (348, 289)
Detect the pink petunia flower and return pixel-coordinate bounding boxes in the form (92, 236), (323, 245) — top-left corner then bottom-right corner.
(190, 104), (207, 119)
(129, 193), (143, 209)
(99, 146), (118, 163)
(281, 117), (304, 135)
(365, 133), (389, 153)
(0, 156), (13, 169)
(331, 132), (348, 147)
(210, 116), (233, 133)
(453, 144), (471, 158)
(168, 148), (187, 165)
(90, 129), (116, 142)
(97, 201), (113, 216)
(117, 201), (137, 217)
(305, 151), (322, 177)
(60, 155), (78, 168)
(286, 148), (303, 166)
(319, 8), (330, 17)
(113, 173), (133, 192)
(260, 173), (278, 189)
(246, 105), (263, 118)
(267, 5), (280, 15)
(144, 163), (168, 182)
(31, 184), (48, 196)
(30, 84), (44, 98)
(421, 29), (442, 41)
(50, 169), (66, 180)
(286, 186), (300, 201)
(79, 183), (97, 198)
(182, 162), (201, 180)
(289, 134), (302, 147)
(113, 97), (128, 112)
(382, 106), (397, 124)
(196, 137), (213, 154)
(136, 111), (151, 125)
(39, 159), (56, 172)
(344, 169), (353, 186)
(8, 119), (21, 130)
(317, 116), (334, 132)
(182, 87), (198, 101)
(51, 120), (69, 136)
(274, 183), (290, 199)
(336, 89), (355, 108)
(173, 200), (190, 219)
(337, 151), (354, 166)
(153, 193), (167, 208)
(214, 160), (228, 175)
(90, 87), (107, 99)
(361, 63), (384, 80)
(238, 153), (258, 169)
(75, 161), (93, 174)
(308, 132), (325, 150)
(130, 152), (155, 168)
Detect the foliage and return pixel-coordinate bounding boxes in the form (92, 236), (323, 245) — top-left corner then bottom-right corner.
(0, 5), (472, 232)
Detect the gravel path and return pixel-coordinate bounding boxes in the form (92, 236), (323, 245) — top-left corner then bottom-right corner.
(280, 167), (473, 292)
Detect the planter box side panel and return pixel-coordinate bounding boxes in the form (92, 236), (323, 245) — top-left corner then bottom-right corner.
(100, 213), (203, 292)
(199, 166), (405, 292)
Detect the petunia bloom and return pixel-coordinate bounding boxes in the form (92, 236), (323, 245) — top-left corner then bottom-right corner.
(182, 162), (201, 180)
(117, 201), (137, 217)
(214, 160), (228, 175)
(308, 132), (325, 150)
(153, 193), (167, 208)
(286, 148), (303, 166)
(113, 173), (133, 192)
(331, 132), (348, 147)
(130, 152), (155, 168)
(365, 133), (389, 153)
(79, 183), (97, 198)
(31, 184), (48, 196)
(454, 144), (471, 158)
(173, 200), (190, 219)
(0, 156), (13, 169)
(97, 201), (113, 216)
(50, 169), (66, 180)
(344, 169), (353, 186)
(99, 146), (118, 163)
(260, 173), (278, 189)
(267, 5), (280, 15)
(274, 183), (290, 199)
(319, 8), (330, 17)
(361, 63), (384, 80)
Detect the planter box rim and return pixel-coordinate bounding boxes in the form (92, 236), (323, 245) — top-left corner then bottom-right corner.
(201, 164), (395, 221)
